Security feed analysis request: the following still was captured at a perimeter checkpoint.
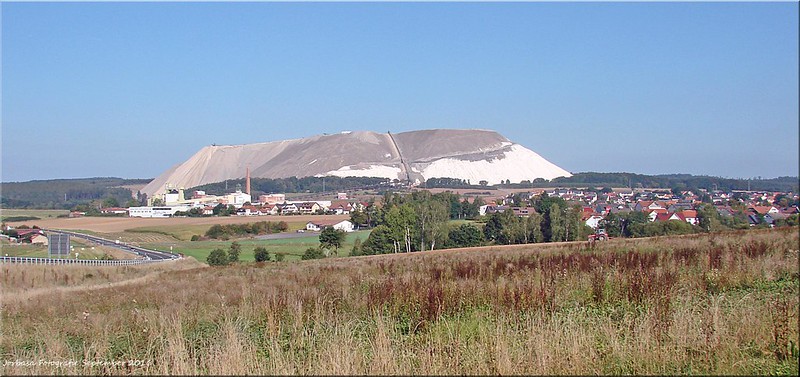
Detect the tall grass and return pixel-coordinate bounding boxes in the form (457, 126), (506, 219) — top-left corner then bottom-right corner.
(1, 228), (797, 375)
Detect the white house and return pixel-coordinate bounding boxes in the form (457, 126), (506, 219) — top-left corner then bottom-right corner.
(585, 214), (605, 229)
(305, 220), (355, 232)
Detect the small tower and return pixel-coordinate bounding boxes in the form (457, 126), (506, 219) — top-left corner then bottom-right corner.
(246, 166), (251, 196)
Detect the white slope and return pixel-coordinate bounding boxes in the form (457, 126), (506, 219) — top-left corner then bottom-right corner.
(412, 144), (572, 185)
(321, 165), (403, 179)
(140, 129), (572, 196)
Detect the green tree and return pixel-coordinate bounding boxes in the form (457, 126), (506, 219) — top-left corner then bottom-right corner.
(697, 204), (723, 232)
(350, 209), (368, 228)
(301, 247), (325, 260)
(362, 225), (394, 255)
(207, 248), (229, 266)
(415, 198), (449, 251)
(102, 197), (120, 208)
(228, 241), (241, 263)
(350, 238), (363, 256)
(385, 204), (416, 252)
(548, 203), (564, 242)
(483, 212), (504, 243)
(319, 227), (346, 255)
(525, 212), (544, 243)
(563, 204), (584, 241)
(447, 223), (484, 248)
(254, 246), (270, 262)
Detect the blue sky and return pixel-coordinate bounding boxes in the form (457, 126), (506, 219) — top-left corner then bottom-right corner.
(2, 2), (798, 182)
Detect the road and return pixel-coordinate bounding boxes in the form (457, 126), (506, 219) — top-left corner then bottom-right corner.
(44, 229), (179, 261)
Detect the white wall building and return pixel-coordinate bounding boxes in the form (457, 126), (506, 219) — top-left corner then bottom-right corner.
(128, 206), (192, 218)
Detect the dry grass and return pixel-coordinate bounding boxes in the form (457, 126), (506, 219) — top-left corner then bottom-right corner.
(1, 228), (798, 375)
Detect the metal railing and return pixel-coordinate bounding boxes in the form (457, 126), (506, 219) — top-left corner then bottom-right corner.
(0, 256), (166, 266)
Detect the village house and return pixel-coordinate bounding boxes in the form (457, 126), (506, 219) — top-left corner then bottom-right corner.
(305, 219), (355, 232)
(583, 212), (605, 229)
(277, 203), (299, 214)
(297, 202), (322, 214)
(329, 200), (354, 215)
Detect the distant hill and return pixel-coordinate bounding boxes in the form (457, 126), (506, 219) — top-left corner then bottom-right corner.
(0, 177), (151, 209)
(141, 129), (573, 197)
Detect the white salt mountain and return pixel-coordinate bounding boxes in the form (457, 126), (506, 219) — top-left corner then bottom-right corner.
(141, 129), (571, 196)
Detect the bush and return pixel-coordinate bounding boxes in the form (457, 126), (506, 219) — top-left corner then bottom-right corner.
(350, 238), (363, 257)
(207, 248), (229, 266)
(190, 235), (201, 241)
(301, 247), (325, 260)
(274, 253), (285, 262)
(204, 221), (289, 239)
(228, 242), (241, 263)
(254, 246), (270, 262)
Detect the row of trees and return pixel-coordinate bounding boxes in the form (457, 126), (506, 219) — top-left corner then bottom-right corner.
(358, 191), (488, 255)
(482, 194), (593, 245)
(207, 241), (286, 265)
(189, 176), (391, 197)
(204, 221), (288, 240)
(1, 178), (150, 209)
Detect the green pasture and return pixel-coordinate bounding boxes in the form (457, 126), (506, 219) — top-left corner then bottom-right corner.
(124, 220), (312, 241)
(141, 230), (371, 262)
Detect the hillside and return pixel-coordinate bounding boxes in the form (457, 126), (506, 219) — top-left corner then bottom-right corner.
(140, 129), (572, 196)
(2, 228), (797, 375)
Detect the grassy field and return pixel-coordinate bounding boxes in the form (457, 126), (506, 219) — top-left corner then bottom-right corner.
(140, 230), (372, 262)
(122, 220), (312, 242)
(1, 227), (797, 375)
(0, 209), (69, 222)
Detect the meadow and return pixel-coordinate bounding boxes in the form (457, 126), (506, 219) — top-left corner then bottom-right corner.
(139, 230), (372, 262)
(1, 227), (797, 375)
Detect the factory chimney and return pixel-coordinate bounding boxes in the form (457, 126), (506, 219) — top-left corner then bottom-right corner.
(246, 167), (251, 195)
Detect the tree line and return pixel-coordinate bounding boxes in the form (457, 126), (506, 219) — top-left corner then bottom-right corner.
(189, 176), (391, 196)
(1, 177), (150, 209)
(203, 221), (289, 240)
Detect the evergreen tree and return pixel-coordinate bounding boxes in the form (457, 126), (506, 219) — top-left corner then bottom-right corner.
(207, 248), (229, 266)
(228, 241), (241, 263)
(254, 246), (270, 262)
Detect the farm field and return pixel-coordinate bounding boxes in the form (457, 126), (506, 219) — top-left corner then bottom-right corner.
(1, 227), (797, 375)
(3, 214), (350, 234)
(0, 209), (69, 222)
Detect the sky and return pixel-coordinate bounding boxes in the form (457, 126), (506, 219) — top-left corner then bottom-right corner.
(2, 2), (798, 182)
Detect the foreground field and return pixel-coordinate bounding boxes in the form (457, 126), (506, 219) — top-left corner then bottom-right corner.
(1, 228), (797, 375)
